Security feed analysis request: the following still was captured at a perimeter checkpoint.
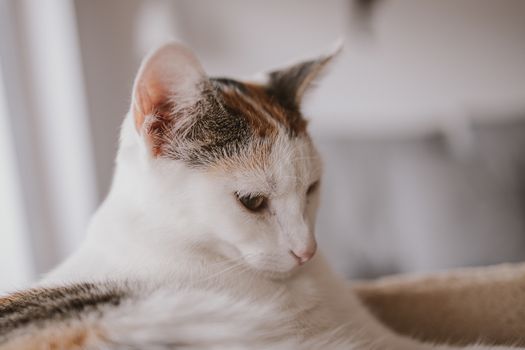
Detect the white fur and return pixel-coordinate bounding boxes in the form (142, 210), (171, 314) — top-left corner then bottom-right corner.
(43, 43), (521, 350)
(100, 288), (519, 350)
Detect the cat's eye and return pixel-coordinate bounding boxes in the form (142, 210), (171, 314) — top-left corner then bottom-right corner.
(236, 193), (267, 212)
(306, 181), (320, 196)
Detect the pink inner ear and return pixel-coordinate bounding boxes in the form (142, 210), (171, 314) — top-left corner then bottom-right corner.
(131, 42), (206, 134)
(133, 79), (167, 132)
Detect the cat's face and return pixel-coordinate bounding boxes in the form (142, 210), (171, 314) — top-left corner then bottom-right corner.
(128, 43), (335, 276)
(202, 132), (322, 276)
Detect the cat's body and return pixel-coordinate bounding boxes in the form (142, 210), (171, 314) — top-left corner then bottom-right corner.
(0, 43), (519, 349)
(39, 163), (376, 345)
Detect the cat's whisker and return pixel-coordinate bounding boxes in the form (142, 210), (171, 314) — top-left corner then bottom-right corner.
(195, 257), (250, 283)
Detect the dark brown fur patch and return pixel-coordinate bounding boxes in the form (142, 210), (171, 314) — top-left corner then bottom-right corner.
(218, 84), (279, 138)
(265, 56), (331, 114)
(0, 283), (125, 341)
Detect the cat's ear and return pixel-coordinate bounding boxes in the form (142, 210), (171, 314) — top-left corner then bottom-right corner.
(265, 46), (341, 111)
(131, 42), (206, 154)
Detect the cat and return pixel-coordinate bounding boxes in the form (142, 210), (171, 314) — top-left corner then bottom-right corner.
(0, 42), (520, 350)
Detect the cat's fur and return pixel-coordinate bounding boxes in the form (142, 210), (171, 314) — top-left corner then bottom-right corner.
(0, 43), (520, 350)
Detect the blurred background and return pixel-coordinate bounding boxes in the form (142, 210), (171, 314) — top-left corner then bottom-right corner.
(1, 0), (525, 292)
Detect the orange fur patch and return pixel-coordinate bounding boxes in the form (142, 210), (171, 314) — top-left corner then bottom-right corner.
(243, 83), (307, 135)
(1, 324), (106, 350)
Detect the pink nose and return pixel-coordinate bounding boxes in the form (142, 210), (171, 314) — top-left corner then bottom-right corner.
(290, 244), (317, 265)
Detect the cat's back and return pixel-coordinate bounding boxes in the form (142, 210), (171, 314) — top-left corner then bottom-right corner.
(0, 280), (321, 350)
(0, 257), (356, 350)
(0, 282), (127, 349)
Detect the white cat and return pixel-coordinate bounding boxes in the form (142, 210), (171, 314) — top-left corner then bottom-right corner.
(0, 43), (517, 350)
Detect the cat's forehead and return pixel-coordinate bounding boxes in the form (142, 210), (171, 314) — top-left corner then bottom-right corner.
(165, 77), (312, 171)
(217, 132), (322, 195)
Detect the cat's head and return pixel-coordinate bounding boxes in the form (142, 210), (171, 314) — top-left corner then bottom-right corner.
(123, 43), (336, 277)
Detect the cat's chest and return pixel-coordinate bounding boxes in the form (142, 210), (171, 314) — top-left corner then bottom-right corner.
(178, 267), (346, 336)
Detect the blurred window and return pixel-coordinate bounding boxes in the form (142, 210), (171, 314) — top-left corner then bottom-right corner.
(0, 62), (34, 294)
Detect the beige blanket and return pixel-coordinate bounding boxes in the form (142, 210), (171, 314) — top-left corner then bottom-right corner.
(355, 263), (525, 346)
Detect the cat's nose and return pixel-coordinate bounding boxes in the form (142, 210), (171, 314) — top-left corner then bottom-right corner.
(290, 242), (317, 265)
